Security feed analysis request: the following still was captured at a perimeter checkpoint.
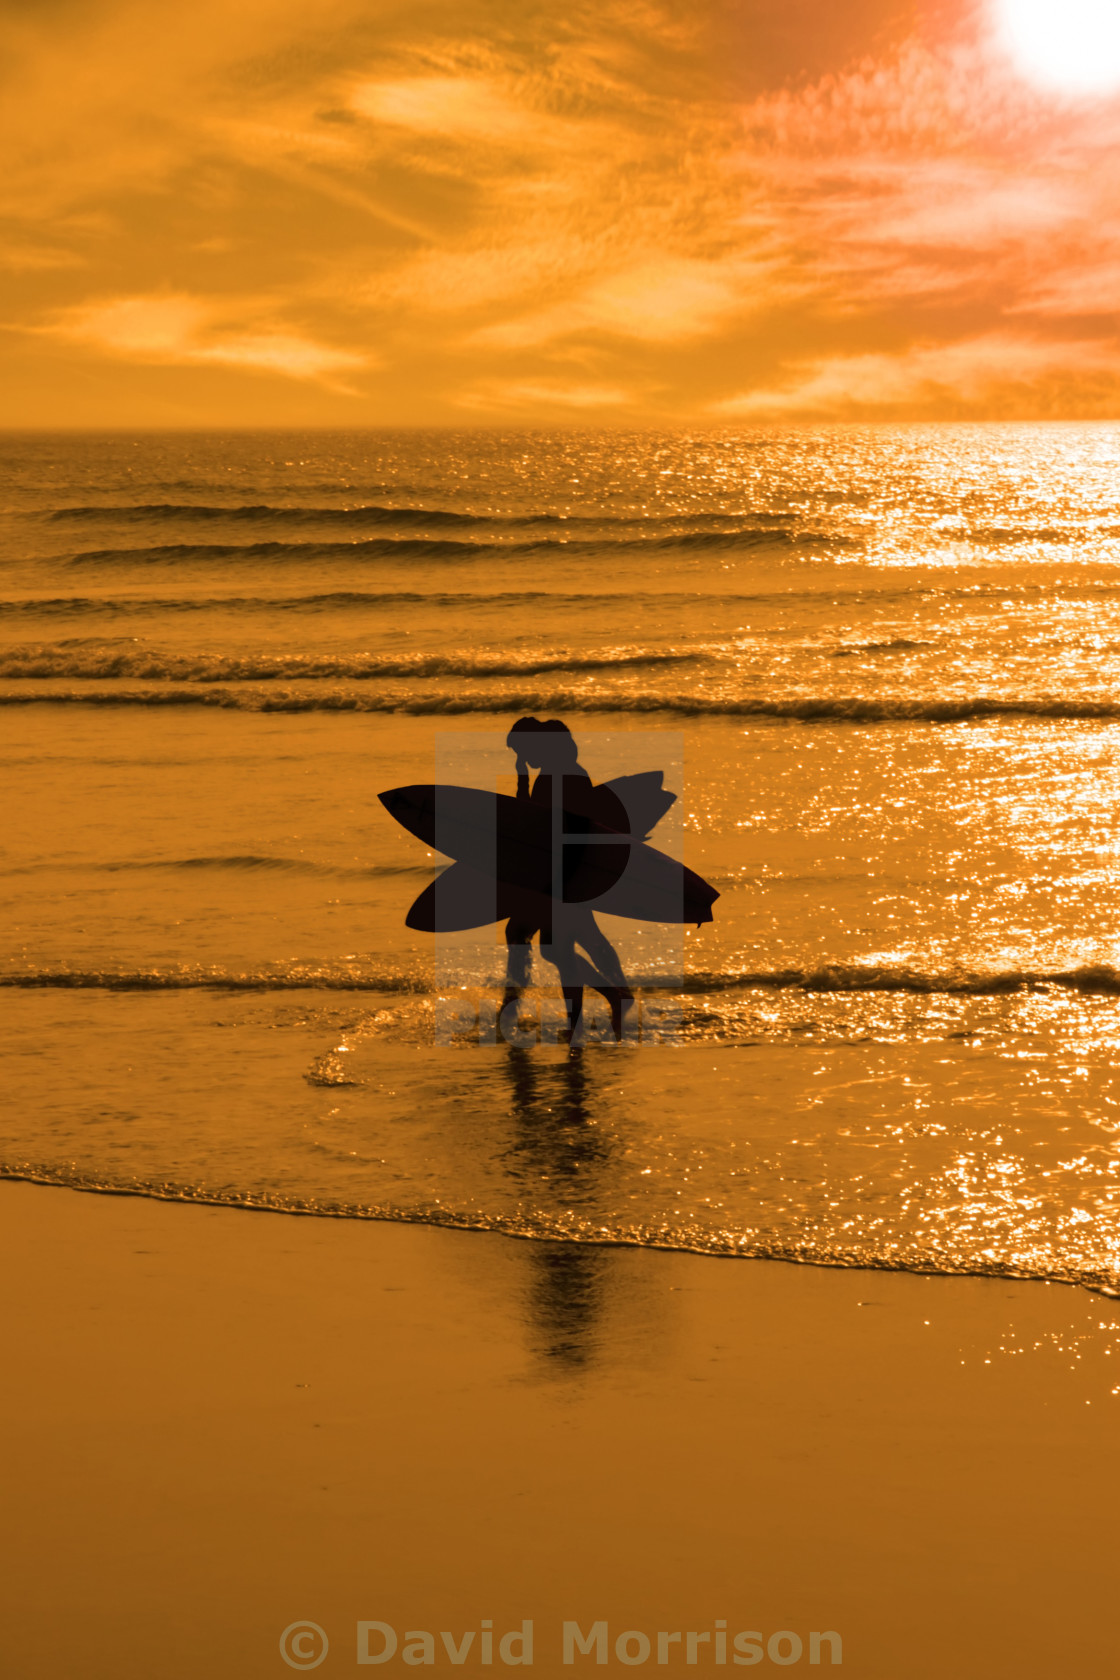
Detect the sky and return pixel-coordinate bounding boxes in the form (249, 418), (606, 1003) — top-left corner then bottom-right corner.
(4, 0), (1120, 425)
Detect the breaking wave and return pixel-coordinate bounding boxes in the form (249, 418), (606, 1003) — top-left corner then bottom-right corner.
(6, 686), (1120, 722)
(0, 645), (700, 681)
(6, 960), (1120, 995)
(8, 582), (1115, 623)
(65, 528), (841, 567)
(960, 524), (1120, 546)
(45, 502), (795, 532)
(96, 855), (432, 878)
(0, 965), (430, 991)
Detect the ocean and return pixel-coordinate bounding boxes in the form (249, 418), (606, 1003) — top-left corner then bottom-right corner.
(4, 424), (1120, 1298)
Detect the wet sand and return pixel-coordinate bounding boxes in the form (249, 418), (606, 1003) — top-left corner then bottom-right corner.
(1, 1178), (1117, 1680)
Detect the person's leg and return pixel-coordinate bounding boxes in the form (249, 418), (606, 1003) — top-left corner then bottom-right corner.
(572, 912), (634, 1041)
(502, 921), (535, 1016)
(539, 920), (604, 1043)
(575, 917), (628, 989)
(561, 985), (584, 1040)
(539, 930), (603, 992)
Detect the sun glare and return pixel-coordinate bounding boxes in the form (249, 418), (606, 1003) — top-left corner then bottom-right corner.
(995, 0), (1120, 94)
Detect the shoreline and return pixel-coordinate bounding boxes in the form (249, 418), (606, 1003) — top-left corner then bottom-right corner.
(2, 1176), (1118, 1679)
(3, 1165), (1118, 1300)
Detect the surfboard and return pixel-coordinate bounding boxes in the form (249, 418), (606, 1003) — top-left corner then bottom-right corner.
(401, 863), (551, 934)
(378, 782), (719, 929)
(597, 771), (677, 840)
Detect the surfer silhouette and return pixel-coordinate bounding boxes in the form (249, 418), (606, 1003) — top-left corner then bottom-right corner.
(378, 718), (718, 1045)
(501, 718), (634, 1041)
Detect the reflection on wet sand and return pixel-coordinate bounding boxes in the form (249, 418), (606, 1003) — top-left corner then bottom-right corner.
(502, 1046), (615, 1370)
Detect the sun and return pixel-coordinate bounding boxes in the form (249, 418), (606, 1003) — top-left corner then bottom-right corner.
(995, 0), (1120, 94)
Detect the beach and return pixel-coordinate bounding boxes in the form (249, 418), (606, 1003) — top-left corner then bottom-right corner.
(6, 0), (1120, 1658)
(5, 425), (1120, 1675)
(8, 0), (1120, 1655)
(3, 1177), (1117, 1679)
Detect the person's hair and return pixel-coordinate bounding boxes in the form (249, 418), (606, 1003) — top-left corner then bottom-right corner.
(506, 716), (572, 751)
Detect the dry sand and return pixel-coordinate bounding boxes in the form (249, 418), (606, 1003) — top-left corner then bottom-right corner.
(1, 1179), (1117, 1679)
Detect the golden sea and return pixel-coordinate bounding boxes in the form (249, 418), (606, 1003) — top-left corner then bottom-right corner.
(4, 424), (1120, 1297)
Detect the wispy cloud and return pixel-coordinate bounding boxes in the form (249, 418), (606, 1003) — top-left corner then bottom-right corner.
(349, 75), (542, 143)
(467, 258), (783, 349)
(456, 377), (639, 412)
(714, 333), (1120, 418)
(0, 241), (86, 273)
(39, 293), (369, 389)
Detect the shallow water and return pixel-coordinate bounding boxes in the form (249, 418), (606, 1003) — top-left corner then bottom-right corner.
(4, 425), (1120, 1293)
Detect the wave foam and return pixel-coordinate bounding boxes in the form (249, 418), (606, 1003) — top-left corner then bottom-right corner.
(0, 646), (700, 681)
(5, 686), (1120, 722)
(65, 528), (834, 567)
(1, 1160), (1115, 1295)
(5, 962), (1120, 995)
(45, 502), (795, 532)
(0, 965), (429, 991)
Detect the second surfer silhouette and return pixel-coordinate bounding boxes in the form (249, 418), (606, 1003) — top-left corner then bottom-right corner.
(378, 718), (719, 1046)
(502, 717), (634, 1042)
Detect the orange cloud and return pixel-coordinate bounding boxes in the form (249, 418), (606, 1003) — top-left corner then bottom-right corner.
(39, 293), (370, 389)
(456, 377), (639, 413)
(349, 76), (540, 143)
(714, 333), (1120, 418)
(467, 259), (783, 349)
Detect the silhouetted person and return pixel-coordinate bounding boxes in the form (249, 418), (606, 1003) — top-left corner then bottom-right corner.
(500, 717), (634, 1042)
(379, 717), (717, 1045)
